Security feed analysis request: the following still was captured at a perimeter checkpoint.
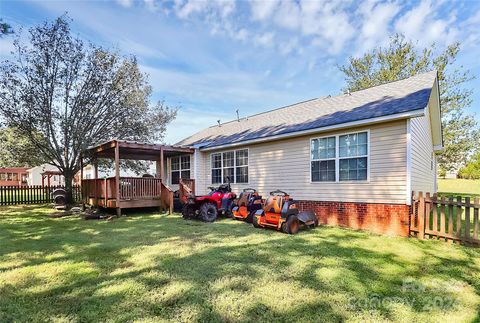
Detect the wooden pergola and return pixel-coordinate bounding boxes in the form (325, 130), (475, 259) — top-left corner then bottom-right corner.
(81, 139), (194, 216)
(41, 170), (63, 187)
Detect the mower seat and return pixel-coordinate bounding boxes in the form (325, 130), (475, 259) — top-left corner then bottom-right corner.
(237, 192), (250, 207)
(264, 195), (285, 213)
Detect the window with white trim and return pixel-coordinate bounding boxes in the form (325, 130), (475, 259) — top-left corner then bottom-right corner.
(311, 131), (368, 182)
(211, 149), (248, 184)
(171, 155), (190, 185)
(311, 136), (336, 182)
(339, 132), (368, 181)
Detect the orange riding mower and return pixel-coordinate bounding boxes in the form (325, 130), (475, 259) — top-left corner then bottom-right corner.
(231, 188), (263, 223)
(252, 190), (318, 234)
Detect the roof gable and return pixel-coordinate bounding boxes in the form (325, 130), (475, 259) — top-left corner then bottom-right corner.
(177, 71), (437, 149)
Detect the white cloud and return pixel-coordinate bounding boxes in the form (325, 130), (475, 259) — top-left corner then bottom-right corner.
(247, 0), (355, 54)
(253, 32), (275, 48)
(394, 0), (458, 47)
(116, 0), (133, 8)
(279, 37), (299, 56)
(250, 0), (278, 21)
(174, 0), (235, 19)
(356, 0), (400, 53)
(273, 0), (301, 30)
(144, 0), (159, 12)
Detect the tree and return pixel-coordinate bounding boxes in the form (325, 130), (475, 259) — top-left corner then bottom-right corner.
(0, 127), (47, 168)
(458, 153), (480, 180)
(0, 19), (13, 36)
(339, 34), (479, 173)
(0, 15), (176, 201)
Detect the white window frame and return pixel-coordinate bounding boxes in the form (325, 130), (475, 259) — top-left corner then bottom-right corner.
(210, 148), (249, 184)
(171, 155), (191, 185)
(310, 135), (337, 182)
(310, 130), (370, 183)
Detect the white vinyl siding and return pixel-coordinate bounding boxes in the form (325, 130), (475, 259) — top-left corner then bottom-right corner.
(197, 120), (408, 204)
(410, 105), (436, 194)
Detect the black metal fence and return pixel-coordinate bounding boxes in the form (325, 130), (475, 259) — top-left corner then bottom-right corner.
(0, 185), (81, 206)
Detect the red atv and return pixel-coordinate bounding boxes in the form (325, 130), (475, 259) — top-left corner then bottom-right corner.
(181, 178), (237, 222)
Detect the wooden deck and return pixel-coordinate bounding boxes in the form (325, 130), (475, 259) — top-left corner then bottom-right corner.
(82, 177), (173, 211)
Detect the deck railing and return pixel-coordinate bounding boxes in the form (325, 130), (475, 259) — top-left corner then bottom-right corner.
(82, 177), (173, 213)
(119, 177), (162, 200)
(82, 177), (163, 201)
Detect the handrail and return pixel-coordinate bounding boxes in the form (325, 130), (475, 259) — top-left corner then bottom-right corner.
(179, 179), (195, 204)
(161, 182), (174, 214)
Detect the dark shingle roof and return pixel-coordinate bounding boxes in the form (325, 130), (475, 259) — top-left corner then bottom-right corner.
(177, 71), (437, 148)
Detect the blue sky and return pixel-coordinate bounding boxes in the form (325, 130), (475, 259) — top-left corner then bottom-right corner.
(1, 0), (479, 144)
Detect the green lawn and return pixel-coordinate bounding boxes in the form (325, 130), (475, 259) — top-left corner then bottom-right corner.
(1, 206), (480, 322)
(438, 179), (480, 197)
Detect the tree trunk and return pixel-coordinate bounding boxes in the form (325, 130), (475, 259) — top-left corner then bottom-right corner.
(63, 170), (74, 205)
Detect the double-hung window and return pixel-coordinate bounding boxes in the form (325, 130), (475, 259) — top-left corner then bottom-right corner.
(311, 131), (368, 182)
(171, 155), (191, 185)
(311, 137), (336, 182)
(339, 132), (368, 181)
(211, 149), (248, 184)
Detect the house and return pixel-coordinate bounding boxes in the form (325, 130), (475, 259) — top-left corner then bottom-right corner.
(172, 71), (442, 236)
(26, 164), (66, 186)
(0, 167), (29, 186)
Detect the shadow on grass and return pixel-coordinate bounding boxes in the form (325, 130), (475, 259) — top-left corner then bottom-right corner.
(0, 206), (479, 322)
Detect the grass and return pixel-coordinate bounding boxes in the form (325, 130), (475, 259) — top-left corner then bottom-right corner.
(1, 206), (480, 322)
(438, 178), (480, 197)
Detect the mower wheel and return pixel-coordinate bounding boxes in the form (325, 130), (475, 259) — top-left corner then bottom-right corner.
(246, 211), (255, 223)
(252, 214), (260, 228)
(283, 215), (300, 234)
(182, 204), (195, 220)
(200, 203), (218, 222)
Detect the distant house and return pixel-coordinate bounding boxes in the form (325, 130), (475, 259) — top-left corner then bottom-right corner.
(173, 71), (443, 236)
(26, 164), (65, 186)
(0, 167), (29, 186)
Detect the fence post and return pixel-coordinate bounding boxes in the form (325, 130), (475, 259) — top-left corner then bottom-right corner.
(465, 197), (471, 242)
(418, 192), (425, 240)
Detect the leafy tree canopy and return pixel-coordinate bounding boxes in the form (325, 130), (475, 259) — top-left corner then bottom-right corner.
(0, 127), (47, 168)
(458, 152), (480, 180)
(339, 34), (479, 172)
(0, 19), (13, 36)
(0, 15), (177, 199)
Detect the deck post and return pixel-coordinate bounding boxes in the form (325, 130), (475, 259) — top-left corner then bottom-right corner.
(115, 141), (121, 217)
(93, 158), (98, 207)
(80, 153), (84, 210)
(158, 147), (165, 213)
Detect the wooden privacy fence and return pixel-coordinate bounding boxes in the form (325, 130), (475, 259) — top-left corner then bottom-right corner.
(410, 191), (480, 245)
(0, 185), (81, 206)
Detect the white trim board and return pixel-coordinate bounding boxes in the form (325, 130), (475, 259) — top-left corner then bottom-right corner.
(200, 109), (425, 152)
(406, 119), (412, 205)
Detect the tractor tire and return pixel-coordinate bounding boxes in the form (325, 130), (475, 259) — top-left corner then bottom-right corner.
(246, 211), (255, 223)
(182, 204), (195, 220)
(283, 215), (300, 234)
(200, 203), (218, 222)
(252, 214), (260, 228)
(224, 204), (234, 218)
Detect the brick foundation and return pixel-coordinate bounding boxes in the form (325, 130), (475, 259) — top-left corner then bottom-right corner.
(297, 200), (411, 237)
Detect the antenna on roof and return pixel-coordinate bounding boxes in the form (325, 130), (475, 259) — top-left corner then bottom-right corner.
(217, 120), (221, 127)
(236, 109), (240, 122)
